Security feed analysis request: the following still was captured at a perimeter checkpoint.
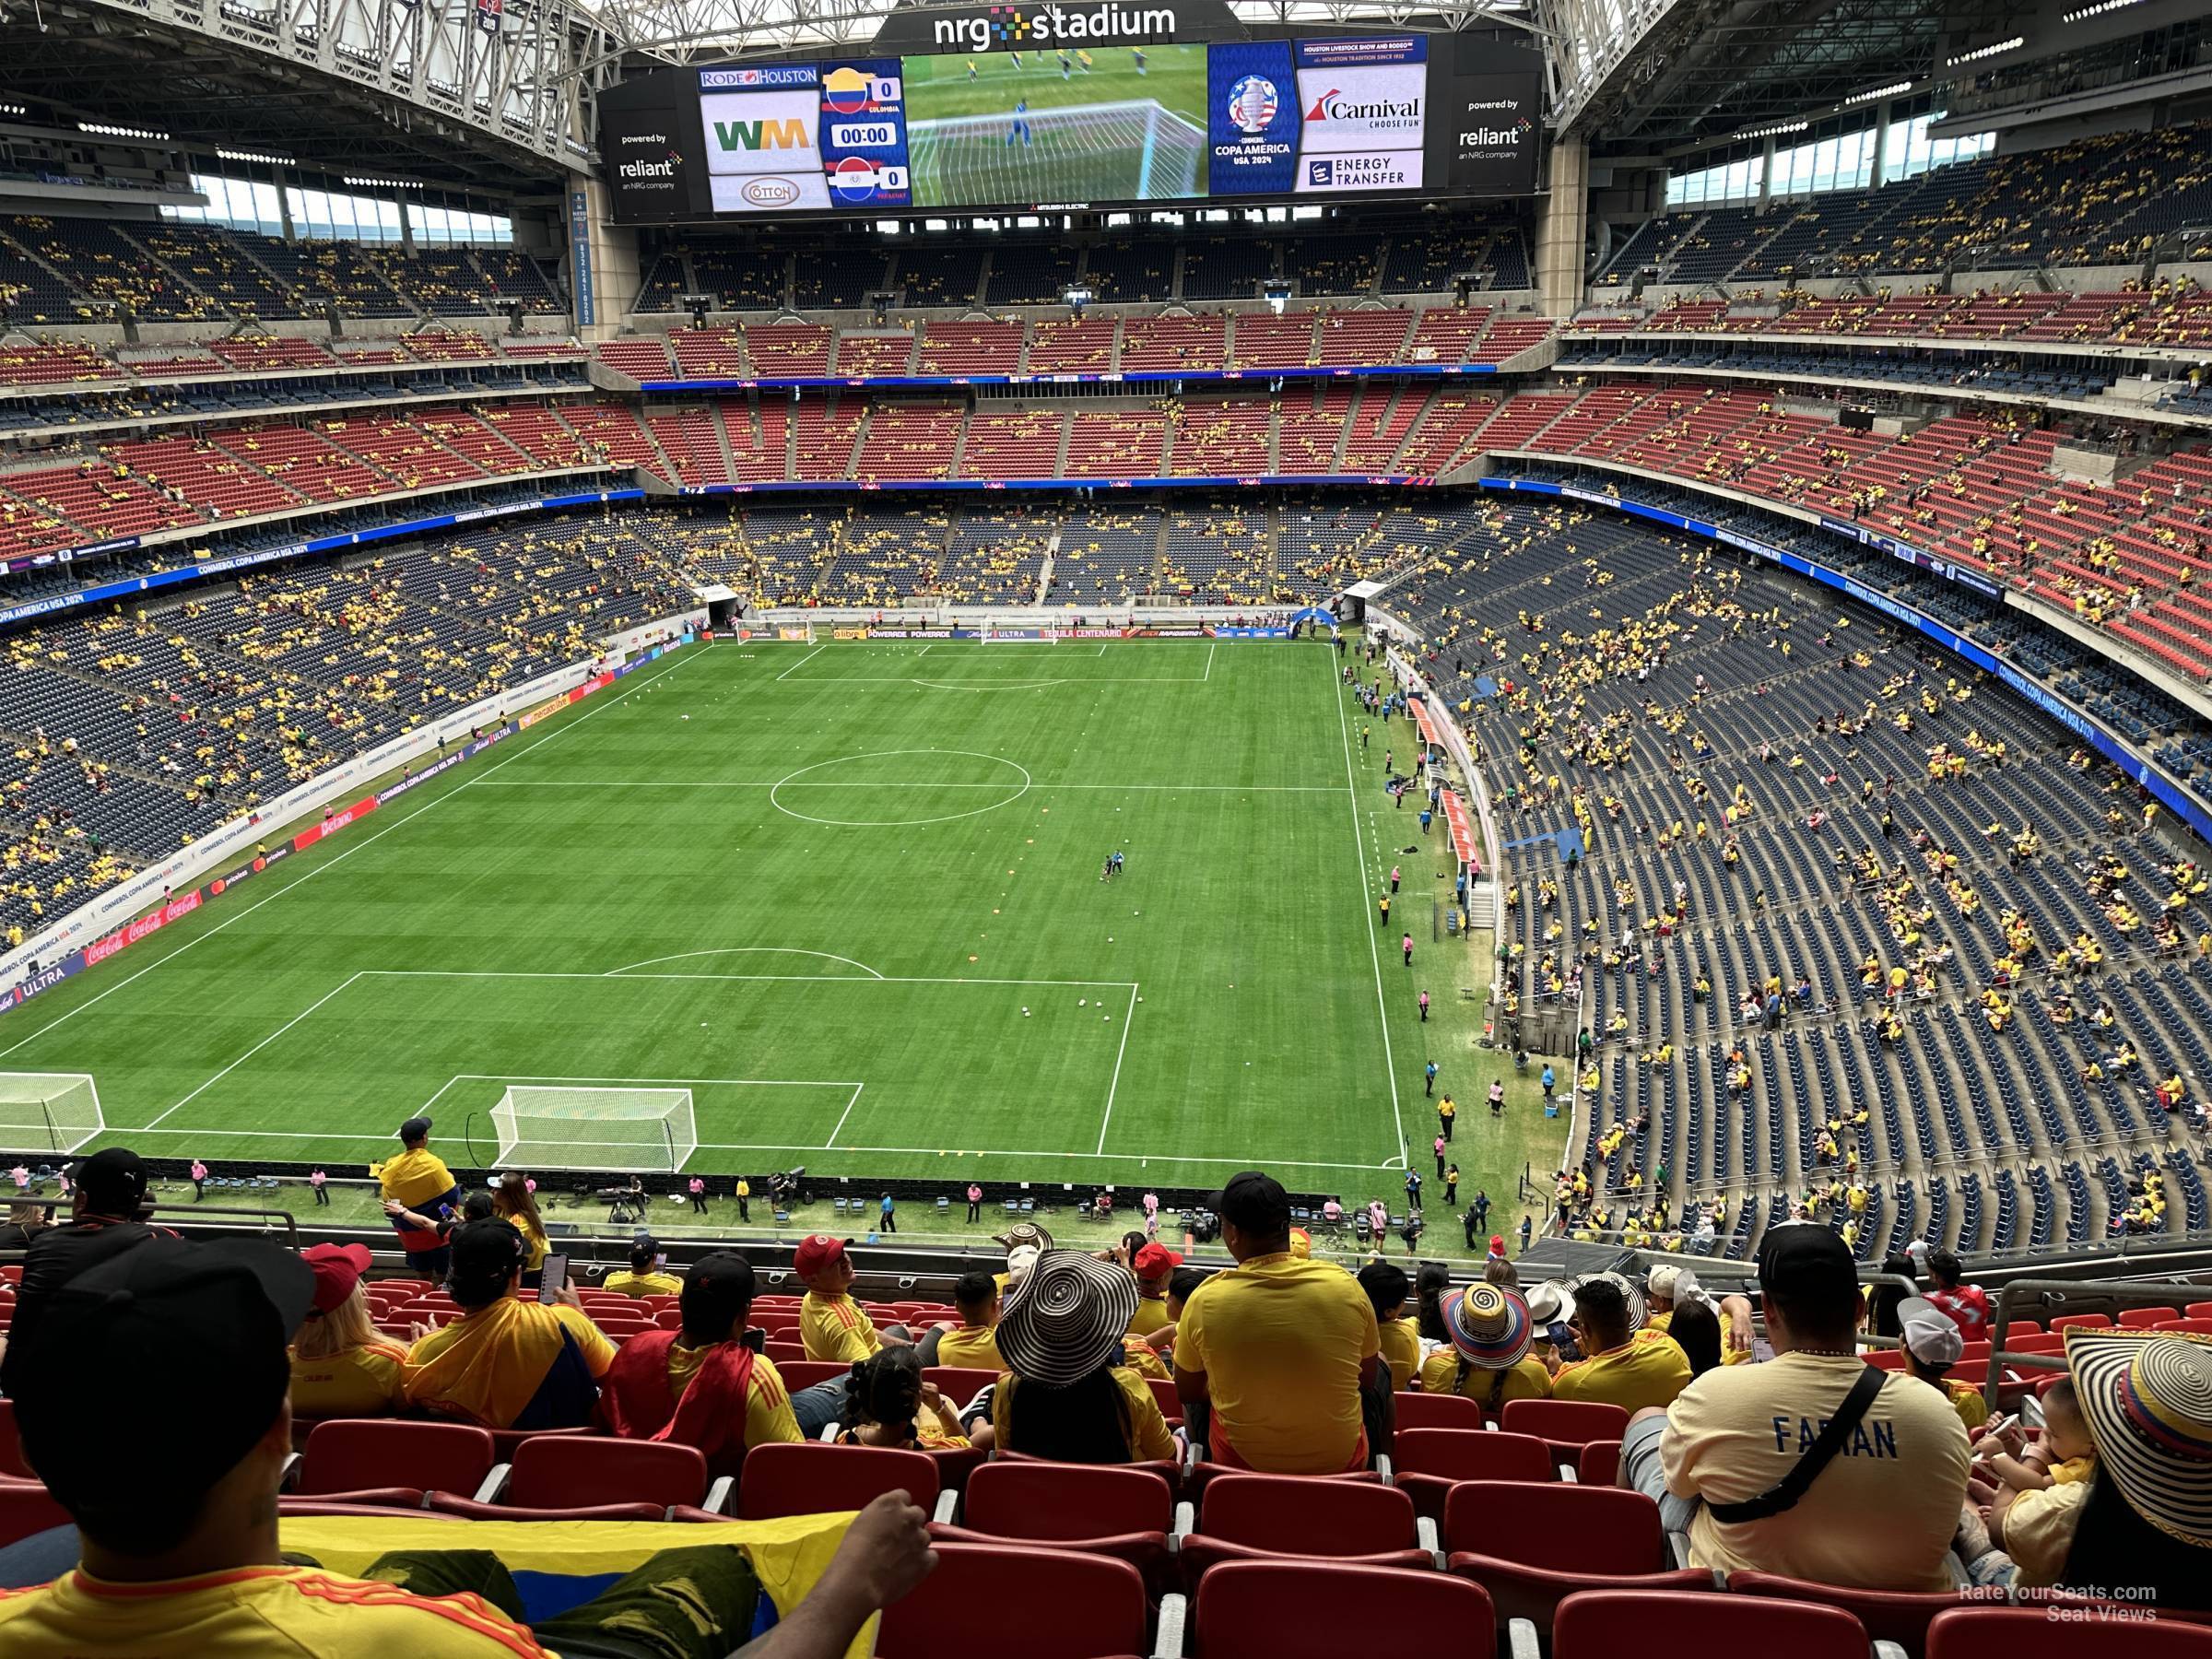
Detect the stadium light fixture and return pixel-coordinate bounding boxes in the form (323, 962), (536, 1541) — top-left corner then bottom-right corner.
(79, 121), (171, 140)
(2064, 0), (2144, 18)
(223, 147), (298, 168)
(1842, 81), (1912, 106)
(0, 103), (27, 118)
(1739, 119), (1809, 141)
(1947, 37), (2024, 66)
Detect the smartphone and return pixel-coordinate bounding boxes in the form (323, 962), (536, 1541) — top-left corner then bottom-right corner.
(740, 1327), (766, 1354)
(654, 1252), (668, 1271)
(537, 1253), (569, 1304)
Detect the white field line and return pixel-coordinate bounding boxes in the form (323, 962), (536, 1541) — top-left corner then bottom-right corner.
(140, 971), (366, 1129)
(360, 969), (1142, 991)
(825, 1082), (866, 1147)
(774, 643), (828, 681)
(1095, 980), (1139, 1155)
(1331, 654), (1407, 1169)
(0, 646), (705, 1065)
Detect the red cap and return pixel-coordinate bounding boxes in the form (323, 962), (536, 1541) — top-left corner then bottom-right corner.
(1488, 1235), (1507, 1256)
(1134, 1242), (1182, 1279)
(302, 1241), (372, 1313)
(793, 1234), (850, 1278)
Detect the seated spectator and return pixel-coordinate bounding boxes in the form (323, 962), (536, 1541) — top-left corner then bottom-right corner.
(2, 1148), (175, 1383)
(1129, 1241), (1180, 1335)
(492, 1171), (550, 1290)
(840, 1346), (969, 1450)
(604, 1235), (681, 1297)
(1176, 1170), (1381, 1473)
(402, 1218), (614, 1429)
(798, 1234), (908, 1362)
(288, 1241), (406, 1417)
(2038, 1329), (2212, 1608)
(375, 1115), (462, 1277)
(0, 1236), (938, 1656)
(989, 1248), (1177, 1465)
(1865, 1250), (1919, 1339)
(926, 1270), (1006, 1371)
(0, 1200), (50, 1250)
(599, 1251), (801, 1476)
(1644, 1264), (1685, 1332)
(1551, 1275), (1691, 1413)
(1420, 1283), (1551, 1409)
(1924, 1249), (1991, 1338)
(1897, 1295), (1989, 1430)
(1359, 1261), (1420, 1391)
(1666, 1296), (1724, 1378)
(1624, 1225), (1971, 1591)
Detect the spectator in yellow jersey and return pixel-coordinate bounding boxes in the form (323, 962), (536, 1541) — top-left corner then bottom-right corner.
(373, 1115), (462, 1277)
(1129, 1241), (1181, 1335)
(1897, 1295), (1989, 1431)
(0, 1237), (943, 1657)
(288, 1241), (406, 1417)
(1176, 1170), (1381, 1473)
(1551, 1274), (1691, 1414)
(926, 1270), (1006, 1372)
(491, 1172), (550, 1290)
(599, 1251), (802, 1479)
(403, 1219), (615, 1429)
(1643, 1264), (1685, 1333)
(603, 1235), (681, 1298)
(1359, 1260), (1421, 1391)
(840, 1346), (969, 1450)
(990, 1248), (1178, 1465)
(795, 1233), (909, 1362)
(1421, 1283), (1551, 1412)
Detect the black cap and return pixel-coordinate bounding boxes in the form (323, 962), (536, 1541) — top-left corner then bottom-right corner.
(398, 1115), (433, 1143)
(1758, 1222), (1860, 1308)
(74, 1147), (148, 1215)
(447, 1218), (527, 1302)
(12, 1239), (314, 1521)
(1215, 1171), (1291, 1237)
(680, 1252), (756, 1341)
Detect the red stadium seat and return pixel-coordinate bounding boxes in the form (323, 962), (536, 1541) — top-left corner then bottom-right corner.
(1927, 1607), (2212, 1656)
(930, 1460), (1175, 1594)
(1500, 1399), (1631, 1446)
(0, 1479), (72, 1547)
(428, 1436), (714, 1520)
(1178, 1472), (1434, 1583)
(2046, 1314), (2112, 1333)
(1443, 1481), (1712, 1628)
(0, 1399), (29, 1480)
(2188, 1302), (2212, 1320)
(1394, 1430), (1557, 1520)
(1554, 1588), (1864, 1658)
(293, 1419), (497, 1508)
(1194, 1559), (1496, 1658)
(1728, 1570), (1976, 1651)
(2119, 1307), (2180, 1329)
(771, 1359), (850, 1391)
(737, 1441), (940, 1521)
(923, 1368), (999, 1409)
(1393, 1392), (1486, 1431)
(1146, 1376), (1184, 1426)
(877, 1542), (1152, 1659)
(2156, 1319), (2212, 1335)
(1577, 1439), (1621, 1487)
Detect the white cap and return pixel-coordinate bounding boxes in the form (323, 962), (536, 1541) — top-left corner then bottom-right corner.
(1005, 1244), (1041, 1280)
(1898, 1296), (1964, 1367)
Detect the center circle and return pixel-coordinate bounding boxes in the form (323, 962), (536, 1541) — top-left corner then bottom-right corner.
(769, 750), (1032, 828)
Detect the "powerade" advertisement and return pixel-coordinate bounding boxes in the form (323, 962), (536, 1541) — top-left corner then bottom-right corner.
(1206, 36), (1426, 198)
(699, 60), (912, 214)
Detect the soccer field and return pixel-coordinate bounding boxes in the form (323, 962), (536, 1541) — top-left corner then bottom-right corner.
(0, 638), (1510, 1204)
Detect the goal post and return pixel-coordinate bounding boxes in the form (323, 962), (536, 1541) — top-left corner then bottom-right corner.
(489, 1085), (697, 1173)
(0, 1072), (103, 1155)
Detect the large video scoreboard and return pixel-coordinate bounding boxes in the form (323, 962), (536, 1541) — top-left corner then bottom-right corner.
(600, 6), (1542, 223)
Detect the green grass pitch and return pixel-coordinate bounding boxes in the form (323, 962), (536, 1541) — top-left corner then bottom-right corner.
(1, 640), (1543, 1224)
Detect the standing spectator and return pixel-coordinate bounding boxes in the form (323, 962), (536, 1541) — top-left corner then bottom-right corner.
(1517, 1215), (1533, 1253)
(928, 1271), (1006, 1371)
(1, 1238), (935, 1654)
(375, 1116), (461, 1279)
(1425, 1060), (1439, 1097)
(878, 1192), (898, 1235)
(1421, 1284), (1551, 1409)
(688, 1174), (708, 1215)
(492, 1171), (550, 1291)
(599, 1252), (803, 1477)
(1462, 1199), (1481, 1249)
(1621, 1225), (1971, 1590)
(1444, 1164), (1460, 1207)
(1488, 1078), (1506, 1117)
(288, 1242), (406, 1417)
(1438, 1092), (1454, 1141)
(1176, 1171), (1381, 1473)
(1540, 1064), (1557, 1106)
(1403, 932), (1415, 967)
(735, 1175), (751, 1223)
(1404, 1167), (1422, 1210)
(308, 1166), (329, 1206)
(1923, 1249), (1991, 1338)
(7, 1164), (26, 1197)
(605, 1236), (681, 1297)
(1433, 1135), (1447, 1180)
(1418, 988), (1430, 1021)
(2, 1148), (176, 1387)
(189, 1159), (207, 1202)
(966, 1182), (983, 1224)
(797, 1234), (906, 1361)
(1552, 1275), (1690, 1413)
(991, 1250), (1176, 1464)
(1390, 864), (1401, 894)
(1472, 1189), (1490, 1230)
(1400, 1209), (1425, 1256)
(401, 1220), (614, 1430)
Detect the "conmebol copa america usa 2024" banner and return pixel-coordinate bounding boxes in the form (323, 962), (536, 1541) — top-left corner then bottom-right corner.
(1206, 36), (1426, 197)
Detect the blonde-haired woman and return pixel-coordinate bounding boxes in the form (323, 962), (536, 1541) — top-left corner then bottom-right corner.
(289, 1243), (407, 1417)
(494, 1171), (550, 1290)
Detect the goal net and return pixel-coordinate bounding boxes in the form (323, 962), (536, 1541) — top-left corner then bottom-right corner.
(0, 1072), (103, 1155)
(490, 1086), (698, 1173)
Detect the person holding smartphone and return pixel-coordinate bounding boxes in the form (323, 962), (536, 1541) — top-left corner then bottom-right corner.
(605, 1236), (681, 1298)
(400, 1220), (614, 1430)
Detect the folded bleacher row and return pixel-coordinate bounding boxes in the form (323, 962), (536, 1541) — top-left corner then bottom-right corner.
(1374, 492), (2212, 1263)
(0, 519), (693, 933)
(635, 220), (1534, 313)
(0, 217), (564, 324)
(1592, 120), (2212, 285)
(1571, 284), (2212, 351)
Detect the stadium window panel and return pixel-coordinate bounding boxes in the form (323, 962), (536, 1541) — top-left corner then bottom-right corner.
(374, 199), (403, 243)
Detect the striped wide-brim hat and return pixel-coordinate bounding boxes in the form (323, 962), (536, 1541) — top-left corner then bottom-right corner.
(995, 1249), (1140, 1388)
(1442, 1283), (1533, 1371)
(2067, 1327), (2212, 1547)
(1567, 1270), (1649, 1334)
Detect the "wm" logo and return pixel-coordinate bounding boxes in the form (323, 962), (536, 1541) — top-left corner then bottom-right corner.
(713, 117), (811, 151)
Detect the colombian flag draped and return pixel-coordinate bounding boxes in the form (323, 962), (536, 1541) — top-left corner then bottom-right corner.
(278, 1512), (865, 1656)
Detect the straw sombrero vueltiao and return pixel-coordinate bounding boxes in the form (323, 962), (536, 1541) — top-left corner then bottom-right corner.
(2066, 1326), (2212, 1547)
(1441, 1283), (1534, 1371)
(994, 1249), (1140, 1388)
